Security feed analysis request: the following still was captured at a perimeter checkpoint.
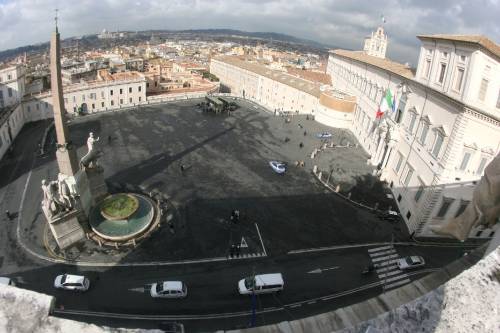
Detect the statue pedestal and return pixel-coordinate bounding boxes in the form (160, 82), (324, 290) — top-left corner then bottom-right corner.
(45, 210), (85, 250)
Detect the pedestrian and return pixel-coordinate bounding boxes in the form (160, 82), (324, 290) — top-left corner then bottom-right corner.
(304, 131), (307, 136)
(5, 210), (11, 220)
(299, 142), (303, 148)
(180, 164), (185, 172)
(236, 245), (241, 257)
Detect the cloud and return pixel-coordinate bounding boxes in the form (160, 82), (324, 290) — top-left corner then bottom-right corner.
(0, 0), (498, 64)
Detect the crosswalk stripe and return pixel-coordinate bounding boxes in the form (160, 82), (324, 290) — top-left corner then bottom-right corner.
(375, 259), (399, 268)
(372, 254), (399, 263)
(378, 269), (404, 279)
(368, 245), (392, 253)
(369, 249), (396, 258)
(375, 264), (399, 274)
(383, 273), (409, 283)
(384, 278), (411, 290)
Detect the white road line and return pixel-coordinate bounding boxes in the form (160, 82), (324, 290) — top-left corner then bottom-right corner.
(255, 223), (267, 256)
(384, 273), (409, 283)
(375, 260), (399, 268)
(288, 304), (301, 308)
(369, 249), (396, 258)
(384, 278), (411, 290)
(368, 245), (392, 253)
(307, 301), (316, 305)
(375, 264), (399, 274)
(372, 254), (399, 263)
(378, 269), (404, 279)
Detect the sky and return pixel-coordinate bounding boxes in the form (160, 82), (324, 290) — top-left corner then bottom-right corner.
(0, 0), (499, 65)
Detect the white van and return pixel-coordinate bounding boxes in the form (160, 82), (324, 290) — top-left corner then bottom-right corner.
(238, 273), (284, 295)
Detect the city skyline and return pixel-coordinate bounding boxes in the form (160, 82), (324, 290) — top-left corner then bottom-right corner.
(1, 0), (499, 64)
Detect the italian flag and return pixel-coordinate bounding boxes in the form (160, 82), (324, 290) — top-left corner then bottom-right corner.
(376, 89), (393, 119)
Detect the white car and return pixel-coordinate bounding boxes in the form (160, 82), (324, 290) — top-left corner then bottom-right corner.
(150, 281), (187, 298)
(269, 161), (286, 174)
(54, 274), (90, 291)
(316, 132), (332, 139)
(397, 256), (425, 270)
(238, 273), (284, 295)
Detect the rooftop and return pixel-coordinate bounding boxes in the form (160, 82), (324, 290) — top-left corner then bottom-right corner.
(330, 50), (415, 79)
(213, 56), (323, 97)
(417, 34), (500, 60)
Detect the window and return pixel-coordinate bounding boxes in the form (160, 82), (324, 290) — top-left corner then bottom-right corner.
(36, 103), (39, 110)
(101, 102), (105, 107)
(72, 96), (76, 103)
(403, 164), (414, 186)
(101, 91), (105, 98)
(92, 103), (95, 109)
(139, 97), (142, 102)
(120, 99), (123, 104)
(476, 157), (488, 175)
(415, 182), (425, 202)
(423, 59), (431, 78)
(397, 194), (402, 202)
(138, 86), (142, 92)
(459, 152), (471, 171)
(120, 88), (123, 94)
(110, 90), (114, 96)
(478, 78), (488, 101)
(111, 100), (114, 106)
(436, 198), (454, 218)
(453, 67), (465, 92)
(27, 106), (31, 112)
(7, 74), (12, 80)
(406, 211), (412, 220)
(129, 87), (132, 93)
(455, 200), (470, 218)
(129, 97), (132, 103)
(475, 230), (483, 237)
(432, 133), (444, 157)
(420, 124), (429, 144)
(395, 95), (406, 123)
(8, 87), (12, 97)
(394, 152), (404, 173)
(90, 93), (96, 100)
(408, 112), (417, 133)
(497, 90), (500, 108)
(437, 63), (446, 84)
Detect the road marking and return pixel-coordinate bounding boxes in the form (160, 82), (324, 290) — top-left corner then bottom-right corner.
(369, 249), (396, 258)
(368, 245), (392, 253)
(288, 304), (301, 308)
(384, 278), (411, 290)
(240, 237), (248, 248)
(375, 259), (399, 268)
(307, 266), (339, 274)
(128, 287), (146, 293)
(384, 273), (409, 283)
(254, 223), (267, 256)
(307, 300), (316, 305)
(372, 254), (399, 263)
(375, 264), (399, 274)
(378, 269), (404, 279)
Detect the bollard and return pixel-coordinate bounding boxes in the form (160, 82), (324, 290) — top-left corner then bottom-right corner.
(335, 184), (341, 193)
(374, 202), (379, 210)
(318, 171), (322, 180)
(347, 192), (352, 199)
(313, 165), (318, 174)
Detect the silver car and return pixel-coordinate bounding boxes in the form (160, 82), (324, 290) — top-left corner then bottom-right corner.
(397, 256), (425, 270)
(54, 274), (90, 291)
(150, 281), (187, 298)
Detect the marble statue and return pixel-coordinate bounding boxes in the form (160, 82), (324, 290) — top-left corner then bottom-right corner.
(41, 179), (62, 218)
(80, 132), (103, 169)
(57, 173), (74, 210)
(431, 154), (500, 241)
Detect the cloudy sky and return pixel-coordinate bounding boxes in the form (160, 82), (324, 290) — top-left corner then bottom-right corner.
(0, 0), (499, 64)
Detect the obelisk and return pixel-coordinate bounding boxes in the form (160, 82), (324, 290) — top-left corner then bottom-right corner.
(50, 19), (79, 176)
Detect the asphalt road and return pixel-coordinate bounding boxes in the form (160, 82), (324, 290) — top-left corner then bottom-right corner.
(9, 244), (467, 331)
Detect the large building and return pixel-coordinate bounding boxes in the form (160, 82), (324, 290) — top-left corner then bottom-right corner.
(327, 34), (500, 238)
(0, 64), (26, 159)
(210, 56), (356, 128)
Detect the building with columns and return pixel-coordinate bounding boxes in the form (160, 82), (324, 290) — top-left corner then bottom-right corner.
(363, 26), (388, 59)
(327, 34), (500, 238)
(210, 56), (356, 128)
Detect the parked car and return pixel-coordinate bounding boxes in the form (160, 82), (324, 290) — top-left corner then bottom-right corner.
(377, 210), (400, 222)
(158, 322), (185, 333)
(238, 273), (284, 295)
(54, 274), (90, 291)
(316, 132), (332, 139)
(0, 277), (15, 287)
(397, 256), (425, 270)
(269, 161), (286, 174)
(150, 281), (187, 298)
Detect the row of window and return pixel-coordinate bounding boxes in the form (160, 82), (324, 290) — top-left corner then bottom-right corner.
(64, 85), (143, 105)
(71, 96), (142, 112)
(457, 150), (489, 175)
(0, 73), (13, 82)
(0, 87), (14, 99)
(334, 63), (385, 104)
